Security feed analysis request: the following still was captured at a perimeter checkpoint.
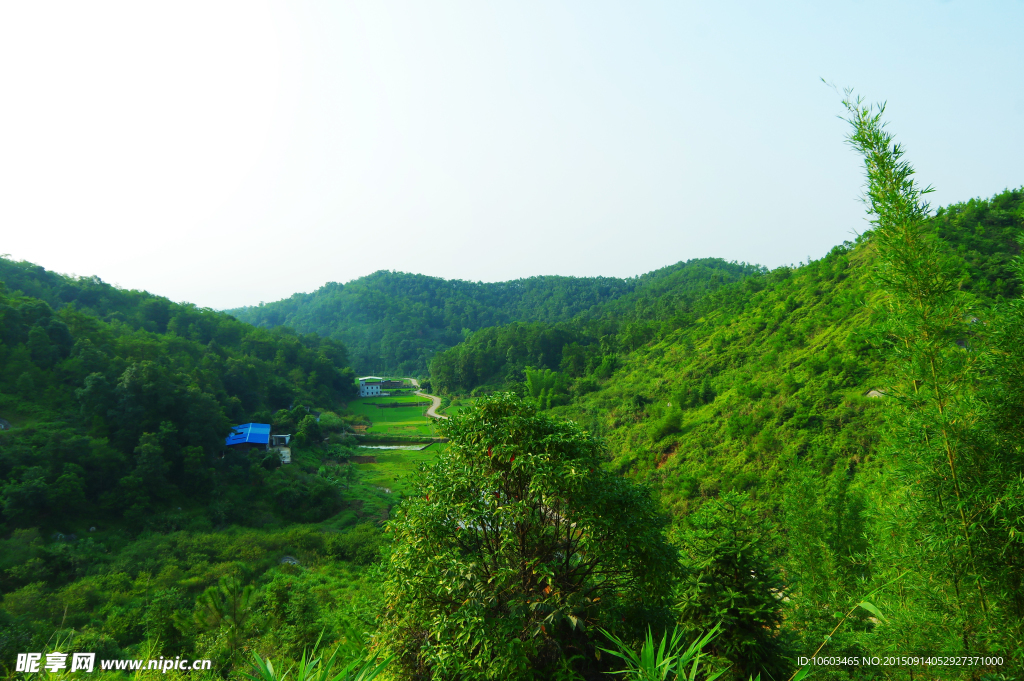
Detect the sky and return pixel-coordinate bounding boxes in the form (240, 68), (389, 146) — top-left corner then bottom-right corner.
(1, 1), (1022, 310)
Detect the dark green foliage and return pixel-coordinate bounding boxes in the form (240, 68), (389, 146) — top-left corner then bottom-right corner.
(428, 260), (761, 393)
(272, 474), (344, 524)
(191, 575), (255, 651)
(931, 188), (1024, 297)
(0, 257), (367, 562)
(0, 524), (384, 677)
(326, 523), (383, 565)
(295, 414), (323, 447)
(430, 321), (584, 393)
(229, 270), (634, 375)
(524, 366), (569, 409)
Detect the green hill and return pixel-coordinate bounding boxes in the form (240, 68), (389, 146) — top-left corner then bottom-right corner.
(431, 189), (1023, 413)
(0, 257), (364, 527)
(227, 260), (761, 375)
(573, 189), (1024, 515)
(428, 237), (887, 529)
(423, 185), (1024, 673)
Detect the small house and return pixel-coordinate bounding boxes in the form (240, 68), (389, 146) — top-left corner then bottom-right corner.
(358, 376), (383, 397)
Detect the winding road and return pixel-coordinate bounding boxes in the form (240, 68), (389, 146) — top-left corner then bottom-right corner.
(405, 377), (448, 420)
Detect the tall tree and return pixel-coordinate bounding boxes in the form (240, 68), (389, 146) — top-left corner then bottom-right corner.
(843, 92), (1024, 663)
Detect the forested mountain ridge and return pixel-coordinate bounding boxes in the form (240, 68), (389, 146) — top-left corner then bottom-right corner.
(427, 259), (774, 394)
(227, 259), (761, 375)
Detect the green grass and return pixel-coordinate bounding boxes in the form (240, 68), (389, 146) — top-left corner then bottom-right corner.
(383, 388), (419, 397)
(364, 408), (434, 436)
(352, 447), (442, 497)
(319, 444), (446, 519)
(366, 395), (431, 404)
(442, 397), (478, 416)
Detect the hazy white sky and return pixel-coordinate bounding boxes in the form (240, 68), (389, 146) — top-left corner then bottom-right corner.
(2, 1), (1022, 310)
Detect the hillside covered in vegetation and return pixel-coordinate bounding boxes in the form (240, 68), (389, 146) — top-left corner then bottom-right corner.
(424, 172), (1024, 674)
(227, 260), (761, 376)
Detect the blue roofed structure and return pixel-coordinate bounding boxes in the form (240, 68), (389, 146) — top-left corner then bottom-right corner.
(226, 423), (271, 448)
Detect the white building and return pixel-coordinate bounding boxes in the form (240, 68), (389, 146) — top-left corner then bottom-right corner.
(358, 376), (383, 397)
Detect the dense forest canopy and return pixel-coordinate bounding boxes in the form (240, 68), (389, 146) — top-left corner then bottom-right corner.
(227, 259), (761, 375)
(0, 258), (360, 529)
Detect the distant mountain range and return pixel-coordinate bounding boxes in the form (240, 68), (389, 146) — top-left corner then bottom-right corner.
(226, 259), (762, 375)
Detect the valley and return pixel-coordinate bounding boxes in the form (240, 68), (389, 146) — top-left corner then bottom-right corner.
(1, 172), (1022, 678)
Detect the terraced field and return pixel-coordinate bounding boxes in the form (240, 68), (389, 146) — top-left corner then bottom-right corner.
(346, 395), (436, 437)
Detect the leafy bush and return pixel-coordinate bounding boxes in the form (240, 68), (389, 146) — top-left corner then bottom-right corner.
(376, 394), (678, 680)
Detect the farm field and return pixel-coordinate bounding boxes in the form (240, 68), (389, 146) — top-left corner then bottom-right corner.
(346, 395), (437, 436)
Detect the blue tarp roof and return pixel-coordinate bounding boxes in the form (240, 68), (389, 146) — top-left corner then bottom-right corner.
(226, 423), (271, 447)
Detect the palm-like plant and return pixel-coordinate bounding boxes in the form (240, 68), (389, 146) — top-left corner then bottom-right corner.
(598, 624), (725, 681)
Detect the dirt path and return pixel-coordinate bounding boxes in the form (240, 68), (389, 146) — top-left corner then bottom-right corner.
(405, 377), (448, 420)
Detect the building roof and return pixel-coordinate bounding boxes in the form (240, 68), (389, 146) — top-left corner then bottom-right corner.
(358, 376), (383, 382)
(226, 423), (271, 447)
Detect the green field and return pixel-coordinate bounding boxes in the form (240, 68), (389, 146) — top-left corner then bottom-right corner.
(312, 444), (445, 522)
(346, 395), (436, 436)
